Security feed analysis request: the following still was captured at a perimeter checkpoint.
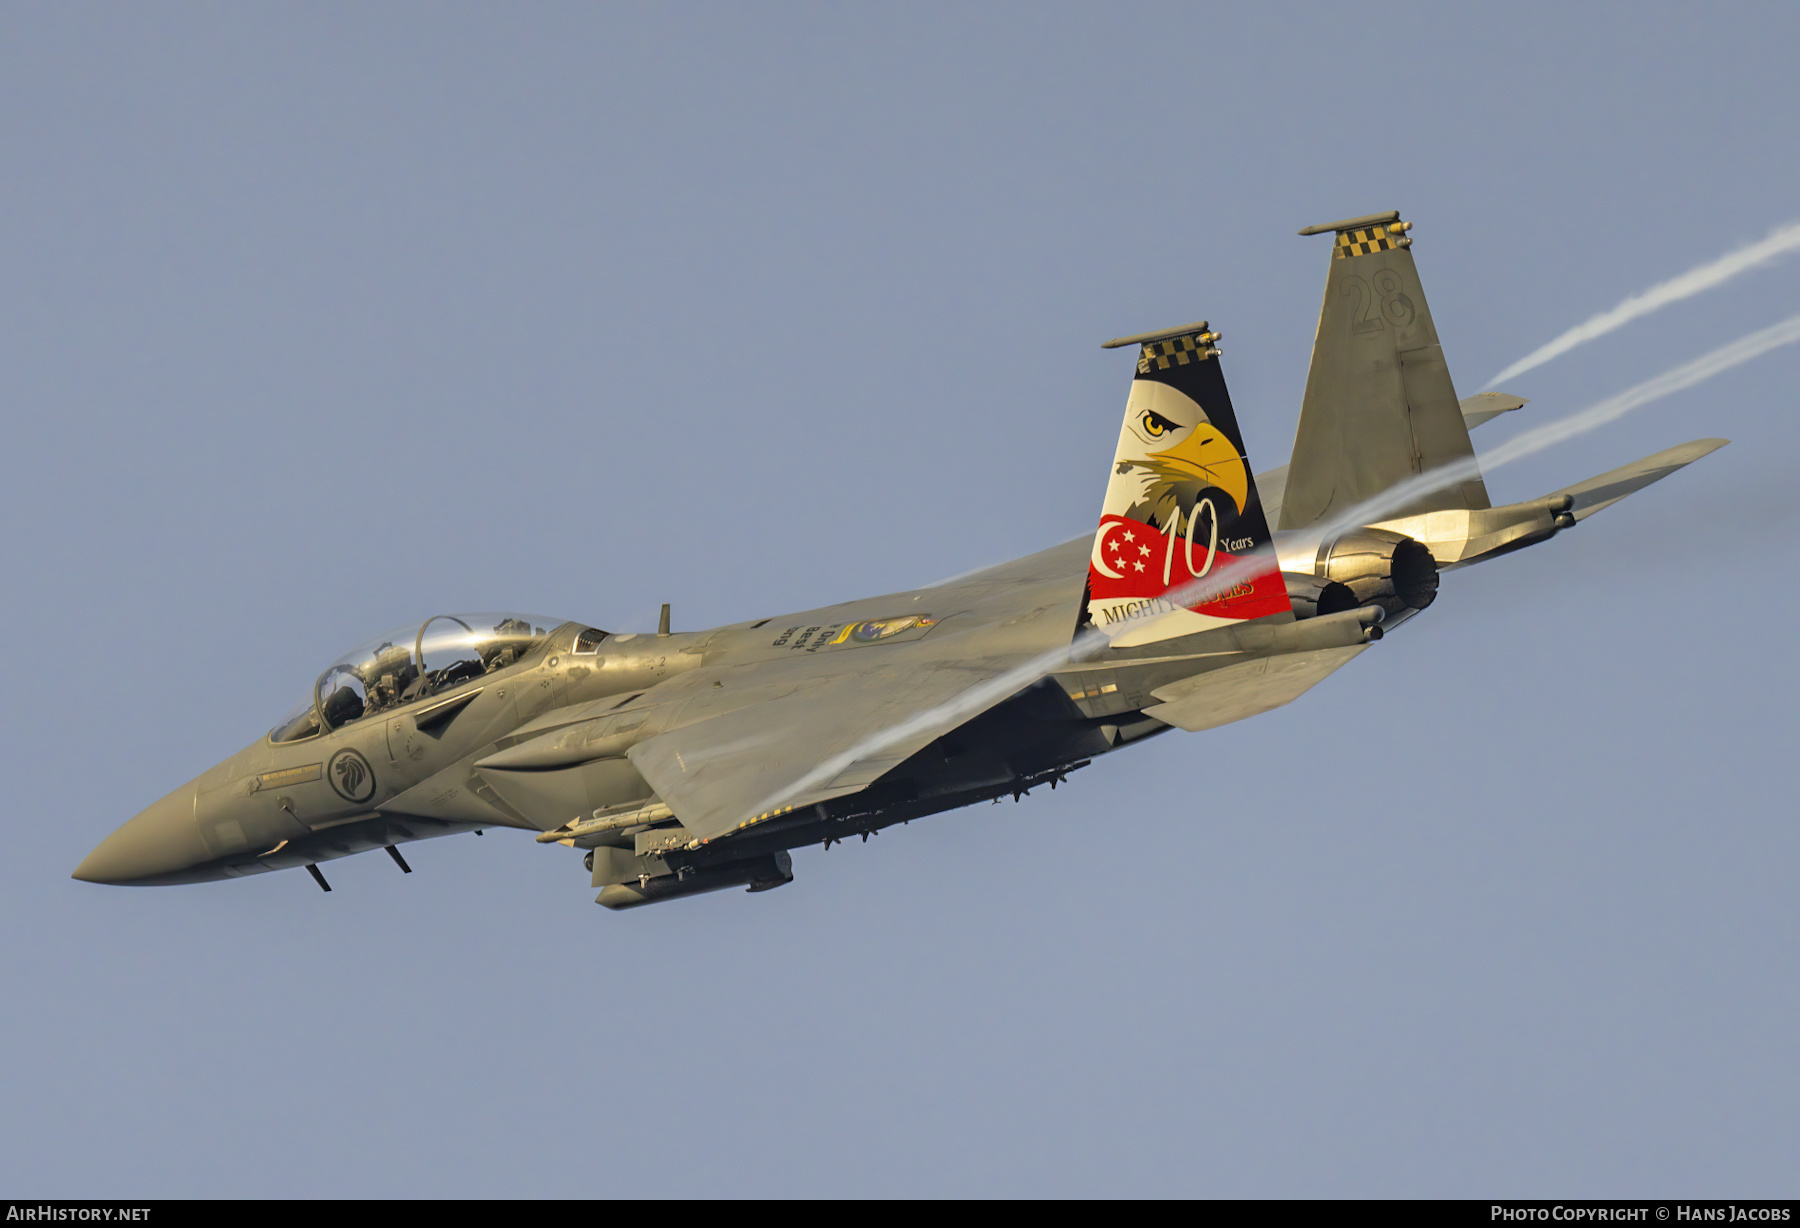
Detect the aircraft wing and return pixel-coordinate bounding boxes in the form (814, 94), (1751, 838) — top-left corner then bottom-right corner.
(621, 548), (1088, 847)
(626, 649), (1035, 846)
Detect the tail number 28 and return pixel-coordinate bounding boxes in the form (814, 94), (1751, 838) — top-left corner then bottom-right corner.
(1341, 271), (1416, 334)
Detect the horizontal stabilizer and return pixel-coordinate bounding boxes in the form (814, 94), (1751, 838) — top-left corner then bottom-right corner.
(1144, 645), (1368, 732)
(1369, 437), (1728, 569)
(1459, 392), (1527, 429)
(1546, 437), (1729, 522)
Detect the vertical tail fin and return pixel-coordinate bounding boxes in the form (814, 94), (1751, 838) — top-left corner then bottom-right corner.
(1085, 322), (1291, 647)
(1278, 211), (1491, 531)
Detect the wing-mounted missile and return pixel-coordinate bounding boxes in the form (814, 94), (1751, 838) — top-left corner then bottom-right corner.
(534, 800), (674, 846)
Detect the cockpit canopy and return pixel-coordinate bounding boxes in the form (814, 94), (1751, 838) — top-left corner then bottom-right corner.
(271, 613), (579, 743)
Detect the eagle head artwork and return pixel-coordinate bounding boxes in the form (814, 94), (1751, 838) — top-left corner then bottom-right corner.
(1107, 378), (1249, 539)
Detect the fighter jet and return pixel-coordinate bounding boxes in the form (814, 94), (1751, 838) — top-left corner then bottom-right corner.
(73, 211), (1727, 909)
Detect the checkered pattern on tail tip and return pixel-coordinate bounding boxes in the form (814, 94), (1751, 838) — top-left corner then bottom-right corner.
(1136, 332), (1221, 374)
(1332, 223), (1412, 260)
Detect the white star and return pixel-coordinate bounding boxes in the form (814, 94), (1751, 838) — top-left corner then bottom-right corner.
(1122, 530), (1136, 542)
(1137, 544), (1150, 556)
(1133, 561), (1145, 572)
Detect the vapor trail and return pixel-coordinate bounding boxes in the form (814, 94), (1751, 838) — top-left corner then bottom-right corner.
(1182, 312), (1800, 605)
(1487, 220), (1800, 388)
(1348, 311), (1800, 547)
(748, 316), (1800, 824)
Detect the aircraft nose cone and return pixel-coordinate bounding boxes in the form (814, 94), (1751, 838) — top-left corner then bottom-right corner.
(73, 784), (212, 885)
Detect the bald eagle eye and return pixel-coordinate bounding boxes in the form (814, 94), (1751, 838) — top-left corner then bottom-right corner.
(1140, 409), (1180, 439)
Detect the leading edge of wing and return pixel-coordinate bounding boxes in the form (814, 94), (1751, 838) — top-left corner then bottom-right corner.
(921, 534), (1089, 590)
(625, 652), (1026, 846)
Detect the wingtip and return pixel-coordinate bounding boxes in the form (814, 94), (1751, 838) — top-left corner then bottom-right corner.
(1670, 437), (1732, 460)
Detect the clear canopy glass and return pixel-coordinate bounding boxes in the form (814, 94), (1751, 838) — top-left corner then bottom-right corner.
(271, 612), (567, 742)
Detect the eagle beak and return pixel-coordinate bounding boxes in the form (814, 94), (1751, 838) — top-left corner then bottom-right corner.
(1150, 423), (1249, 512)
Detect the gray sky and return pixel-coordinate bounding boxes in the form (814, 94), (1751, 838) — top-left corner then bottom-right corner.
(5, 2), (1797, 1197)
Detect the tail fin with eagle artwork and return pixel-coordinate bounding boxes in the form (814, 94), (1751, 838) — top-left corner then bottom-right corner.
(1083, 322), (1292, 648)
